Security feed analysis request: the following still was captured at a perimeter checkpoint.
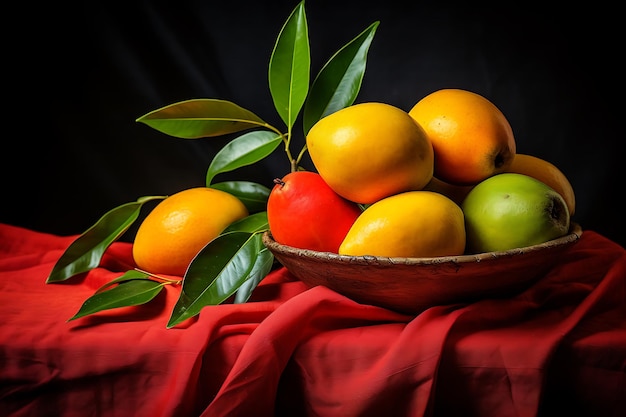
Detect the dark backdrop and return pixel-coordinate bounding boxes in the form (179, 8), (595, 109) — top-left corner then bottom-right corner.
(4, 1), (624, 248)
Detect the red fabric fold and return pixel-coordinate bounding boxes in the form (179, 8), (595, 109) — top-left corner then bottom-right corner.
(1, 223), (625, 417)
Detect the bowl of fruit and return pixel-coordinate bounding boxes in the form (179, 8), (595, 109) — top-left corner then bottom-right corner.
(263, 90), (581, 314)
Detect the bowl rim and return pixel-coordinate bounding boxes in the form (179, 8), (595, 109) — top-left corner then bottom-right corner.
(262, 222), (583, 266)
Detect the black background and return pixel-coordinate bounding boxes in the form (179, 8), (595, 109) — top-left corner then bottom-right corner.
(4, 1), (624, 248)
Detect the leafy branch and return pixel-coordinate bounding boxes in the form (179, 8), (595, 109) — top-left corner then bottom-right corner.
(46, 1), (379, 328)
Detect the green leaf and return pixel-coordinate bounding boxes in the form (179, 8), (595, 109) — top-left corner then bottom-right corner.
(95, 269), (151, 292)
(210, 181), (271, 213)
(46, 196), (166, 283)
(136, 99), (267, 139)
(68, 276), (166, 321)
(205, 130), (282, 185)
(223, 211), (269, 234)
(234, 234), (274, 304)
(268, 0), (310, 129)
(167, 231), (265, 328)
(303, 21), (380, 134)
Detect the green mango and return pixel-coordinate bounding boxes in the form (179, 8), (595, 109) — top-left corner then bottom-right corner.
(462, 173), (570, 253)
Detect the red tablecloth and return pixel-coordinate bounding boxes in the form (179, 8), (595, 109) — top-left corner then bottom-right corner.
(0, 223), (625, 417)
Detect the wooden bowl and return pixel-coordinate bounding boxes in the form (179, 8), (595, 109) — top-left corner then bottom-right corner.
(262, 223), (583, 314)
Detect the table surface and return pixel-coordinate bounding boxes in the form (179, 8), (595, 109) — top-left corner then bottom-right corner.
(1, 223), (625, 417)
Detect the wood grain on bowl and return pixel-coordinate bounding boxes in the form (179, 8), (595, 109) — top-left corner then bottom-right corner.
(262, 223), (583, 314)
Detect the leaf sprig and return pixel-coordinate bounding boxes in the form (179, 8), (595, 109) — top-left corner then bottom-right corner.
(46, 1), (379, 328)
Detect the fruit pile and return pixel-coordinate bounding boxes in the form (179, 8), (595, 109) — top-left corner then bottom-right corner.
(267, 88), (575, 257)
(46, 3), (578, 325)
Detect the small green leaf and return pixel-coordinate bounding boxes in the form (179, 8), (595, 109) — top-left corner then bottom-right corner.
(46, 196), (166, 283)
(68, 277), (166, 321)
(234, 234), (274, 304)
(210, 181), (271, 213)
(136, 99), (267, 139)
(167, 232), (265, 328)
(269, 0), (310, 129)
(96, 269), (151, 293)
(206, 130), (282, 185)
(303, 21), (380, 134)
(223, 211), (269, 234)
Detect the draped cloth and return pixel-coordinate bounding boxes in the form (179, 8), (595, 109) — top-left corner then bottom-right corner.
(0, 223), (624, 417)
